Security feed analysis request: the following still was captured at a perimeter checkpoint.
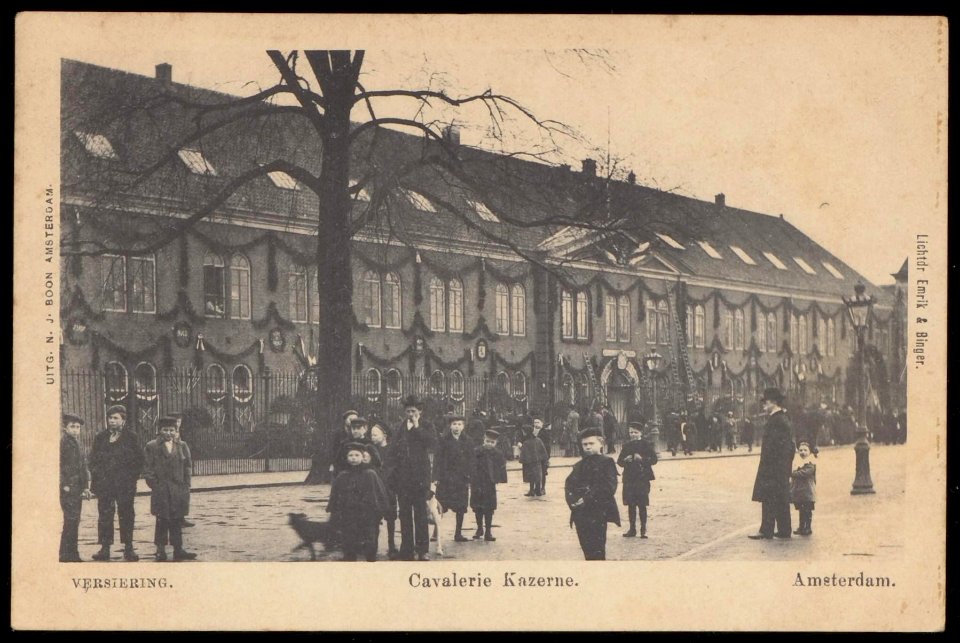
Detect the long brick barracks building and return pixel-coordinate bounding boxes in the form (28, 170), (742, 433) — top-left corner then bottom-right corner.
(59, 59), (906, 453)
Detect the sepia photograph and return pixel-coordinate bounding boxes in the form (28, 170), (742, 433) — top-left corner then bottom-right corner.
(13, 13), (946, 631)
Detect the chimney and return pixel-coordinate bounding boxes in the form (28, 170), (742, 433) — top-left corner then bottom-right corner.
(626, 171), (636, 184)
(582, 158), (597, 177)
(442, 124), (460, 146)
(715, 193), (725, 207)
(155, 63), (172, 85)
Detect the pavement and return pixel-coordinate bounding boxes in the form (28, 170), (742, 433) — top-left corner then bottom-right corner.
(73, 443), (905, 562)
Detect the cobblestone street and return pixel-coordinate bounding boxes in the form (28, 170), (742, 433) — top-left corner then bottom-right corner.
(73, 444), (905, 562)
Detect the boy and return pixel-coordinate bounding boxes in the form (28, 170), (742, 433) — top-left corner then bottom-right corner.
(327, 442), (391, 561)
(565, 427), (620, 560)
(143, 417), (196, 561)
(532, 417), (550, 494)
(519, 424), (548, 497)
(470, 429), (508, 541)
(60, 413), (91, 562)
(433, 414), (474, 542)
(617, 422), (658, 538)
(790, 441), (817, 536)
(334, 416), (381, 475)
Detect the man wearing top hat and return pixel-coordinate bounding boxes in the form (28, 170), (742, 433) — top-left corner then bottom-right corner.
(60, 413), (91, 562)
(748, 388), (796, 540)
(383, 395), (438, 560)
(89, 404), (145, 561)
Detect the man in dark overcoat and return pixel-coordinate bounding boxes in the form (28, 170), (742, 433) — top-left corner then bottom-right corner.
(143, 417), (196, 561)
(433, 415), (474, 542)
(601, 405), (620, 454)
(89, 405), (144, 561)
(749, 388), (796, 540)
(60, 413), (91, 562)
(384, 395), (438, 561)
(565, 427), (620, 560)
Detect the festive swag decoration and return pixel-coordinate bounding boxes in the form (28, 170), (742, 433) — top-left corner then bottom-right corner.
(422, 346), (473, 374)
(595, 282), (604, 317)
(477, 263), (486, 311)
(413, 260), (423, 306)
(266, 236), (278, 292)
(402, 311), (435, 339)
(490, 348), (534, 371)
(179, 235), (189, 287)
(61, 286), (104, 322)
(750, 300), (757, 332)
(90, 331), (173, 371)
(462, 316), (500, 342)
(157, 290), (205, 325)
(713, 295), (721, 329)
(252, 301), (296, 331)
(706, 336), (728, 355)
(196, 336), (266, 373)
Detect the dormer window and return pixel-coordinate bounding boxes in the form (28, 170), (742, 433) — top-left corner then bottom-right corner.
(467, 198), (500, 222)
(74, 131), (118, 159)
(729, 246), (757, 265)
(763, 251), (788, 270)
(822, 261), (844, 279)
(400, 188), (437, 213)
(267, 170), (299, 190)
(698, 241), (723, 259)
(656, 233), (684, 249)
(178, 149), (217, 176)
(793, 257), (817, 275)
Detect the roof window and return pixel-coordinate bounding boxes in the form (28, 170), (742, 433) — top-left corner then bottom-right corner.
(698, 241), (723, 259)
(74, 131), (118, 159)
(178, 149), (217, 176)
(266, 170), (298, 190)
(656, 233), (684, 249)
(822, 261), (844, 279)
(400, 188), (437, 213)
(468, 198), (500, 222)
(793, 257), (817, 274)
(729, 246), (757, 265)
(762, 251), (788, 270)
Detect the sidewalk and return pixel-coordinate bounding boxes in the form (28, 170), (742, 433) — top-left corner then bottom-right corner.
(139, 445), (782, 495)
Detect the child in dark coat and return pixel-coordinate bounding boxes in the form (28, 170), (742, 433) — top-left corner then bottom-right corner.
(565, 427), (620, 560)
(60, 413), (91, 562)
(790, 441), (817, 536)
(519, 425), (548, 497)
(433, 415), (474, 542)
(617, 421), (658, 538)
(470, 429), (508, 541)
(327, 442), (391, 561)
(368, 423), (399, 559)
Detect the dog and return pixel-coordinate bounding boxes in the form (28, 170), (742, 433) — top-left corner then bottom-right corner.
(425, 489), (444, 557)
(288, 512), (334, 561)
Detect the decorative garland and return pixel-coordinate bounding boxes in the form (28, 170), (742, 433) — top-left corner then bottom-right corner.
(423, 346), (473, 374)
(196, 335), (266, 373)
(157, 290), (205, 325)
(251, 301), (296, 331)
(179, 235), (189, 288)
(61, 286), (105, 322)
(462, 316), (500, 342)
(90, 331), (172, 371)
(489, 348), (534, 371)
(402, 311), (435, 339)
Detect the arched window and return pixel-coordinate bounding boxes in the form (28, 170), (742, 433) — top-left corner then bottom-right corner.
(232, 365), (253, 403)
(429, 370), (446, 397)
(383, 272), (402, 329)
(495, 284), (510, 335)
(364, 368), (381, 402)
(495, 371), (511, 396)
(685, 305), (694, 346)
(100, 254), (127, 312)
(309, 268), (320, 325)
(385, 369), (403, 404)
(722, 308), (734, 348)
(203, 252), (226, 317)
(798, 314), (808, 354)
(104, 361), (128, 403)
(657, 300), (669, 345)
(826, 318), (836, 357)
(448, 278), (463, 332)
(230, 255), (251, 320)
(511, 284), (526, 336)
(429, 277), (445, 331)
(734, 308), (745, 350)
(129, 254), (156, 314)
(790, 313), (799, 353)
(576, 291), (589, 339)
(561, 373), (576, 405)
(449, 370), (465, 401)
(561, 290), (574, 339)
(817, 316), (827, 352)
(766, 312), (778, 352)
(694, 305), (705, 348)
(288, 264), (308, 323)
(618, 295), (631, 342)
(206, 364), (226, 402)
(361, 270), (381, 327)
(134, 362), (157, 401)
(646, 300), (658, 344)
(756, 311), (767, 352)
(605, 294), (618, 341)
(512, 372), (527, 400)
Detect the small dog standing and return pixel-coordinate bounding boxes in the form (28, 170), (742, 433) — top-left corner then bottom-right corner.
(288, 512), (334, 561)
(425, 490), (445, 557)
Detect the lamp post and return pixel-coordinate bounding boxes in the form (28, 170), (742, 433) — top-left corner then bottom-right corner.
(644, 350), (663, 453)
(843, 282), (876, 495)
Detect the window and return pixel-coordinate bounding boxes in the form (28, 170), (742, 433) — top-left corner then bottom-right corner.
(448, 279), (463, 332)
(104, 361), (129, 403)
(763, 251), (788, 270)
(734, 308), (745, 350)
(429, 370), (446, 397)
(766, 312), (778, 352)
(793, 257), (817, 275)
(657, 300), (669, 345)
(756, 311), (766, 352)
(468, 198), (500, 222)
(513, 372), (527, 400)
(383, 273), (401, 329)
(232, 365), (253, 403)
(511, 285), (525, 336)
(722, 308), (734, 348)
(449, 370), (465, 415)
(129, 256), (156, 314)
(495, 284), (510, 334)
(206, 364), (226, 402)
(789, 313), (799, 353)
(730, 246), (757, 265)
(100, 255), (127, 312)
(495, 371), (511, 396)
(685, 306), (694, 346)
(826, 318), (836, 357)
(694, 305), (705, 348)
(74, 131), (118, 159)
(646, 300), (658, 344)
(429, 277), (446, 331)
(576, 292), (588, 339)
(822, 261), (844, 280)
(309, 268), (320, 325)
(400, 188), (437, 213)
(178, 148), (217, 176)
(385, 369), (403, 404)
(817, 316), (827, 352)
(229, 255), (250, 320)
(798, 314), (808, 354)
(134, 362), (158, 401)
(618, 296), (631, 342)
(698, 241), (723, 259)
(656, 233), (685, 249)
(605, 295), (618, 341)
(562, 291), (574, 338)
(364, 368), (381, 402)
(288, 265), (308, 323)
(267, 170), (299, 190)
(361, 270), (381, 327)
(203, 253), (226, 318)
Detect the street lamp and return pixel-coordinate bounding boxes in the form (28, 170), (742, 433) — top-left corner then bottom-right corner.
(644, 349), (663, 453)
(843, 282), (876, 495)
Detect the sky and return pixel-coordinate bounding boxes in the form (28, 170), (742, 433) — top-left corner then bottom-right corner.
(56, 15), (946, 286)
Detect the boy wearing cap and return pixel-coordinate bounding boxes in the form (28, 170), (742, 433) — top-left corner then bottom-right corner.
(519, 424), (548, 497)
(532, 417), (551, 495)
(749, 388), (796, 540)
(60, 414), (91, 562)
(470, 429), (508, 541)
(144, 417), (196, 561)
(617, 422), (658, 538)
(565, 427), (620, 560)
(89, 405), (144, 562)
(328, 442), (391, 561)
(433, 415), (474, 543)
(334, 417), (382, 476)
